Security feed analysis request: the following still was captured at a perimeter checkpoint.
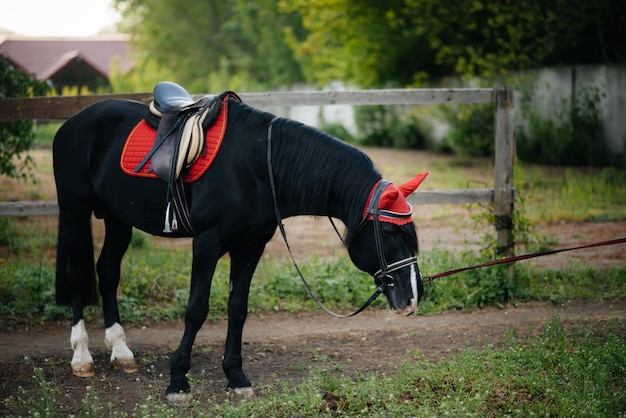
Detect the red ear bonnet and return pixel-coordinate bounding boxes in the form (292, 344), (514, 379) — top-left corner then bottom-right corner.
(398, 172), (429, 197)
(363, 172), (429, 225)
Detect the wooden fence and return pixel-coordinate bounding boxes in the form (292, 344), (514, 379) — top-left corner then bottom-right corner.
(0, 87), (515, 257)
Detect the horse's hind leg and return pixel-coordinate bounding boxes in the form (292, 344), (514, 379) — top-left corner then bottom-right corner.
(97, 216), (137, 373)
(56, 204), (98, 377)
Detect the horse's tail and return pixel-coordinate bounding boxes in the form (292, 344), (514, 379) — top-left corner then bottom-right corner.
(55, 214), (98, 306)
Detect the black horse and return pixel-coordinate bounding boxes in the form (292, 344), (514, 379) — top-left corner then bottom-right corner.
(53, 87), (427, 405)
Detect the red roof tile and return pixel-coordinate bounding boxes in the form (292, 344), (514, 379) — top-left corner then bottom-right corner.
(0, 34), (134, 80)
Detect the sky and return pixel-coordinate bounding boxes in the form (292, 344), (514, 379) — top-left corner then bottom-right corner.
(0, 0), (121, 37)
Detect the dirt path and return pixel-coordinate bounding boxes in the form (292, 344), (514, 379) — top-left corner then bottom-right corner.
(1, 300), (624, 415)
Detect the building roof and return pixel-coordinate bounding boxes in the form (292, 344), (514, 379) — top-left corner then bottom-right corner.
(0, 34), (134, 81)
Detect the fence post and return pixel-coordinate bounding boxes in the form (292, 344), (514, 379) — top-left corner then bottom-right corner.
(493, 86), (515, 283)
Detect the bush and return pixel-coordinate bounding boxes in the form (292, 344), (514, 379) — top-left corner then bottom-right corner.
(0, 55), (51, 181)
(438, 103), (494, 157)
(353, 105), (430, 149)
(0, 262), (59, 327)
(517, 86), (608, 166)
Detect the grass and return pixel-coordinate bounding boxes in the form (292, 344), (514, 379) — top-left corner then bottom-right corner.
(2, 240), (625, 330)
(33, 121), (62, 148)
(519, 165), (626, 222)
(6, 315), (625, 416)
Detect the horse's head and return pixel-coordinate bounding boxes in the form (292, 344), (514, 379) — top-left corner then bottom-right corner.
(347, 173), (428, 316)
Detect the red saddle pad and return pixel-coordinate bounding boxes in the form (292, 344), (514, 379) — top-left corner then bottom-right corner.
(120, 96), (230, 183)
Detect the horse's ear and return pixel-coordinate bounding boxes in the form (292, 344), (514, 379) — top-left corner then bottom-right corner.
(398, 172), (428, 197)
(378, 186), (399, 210)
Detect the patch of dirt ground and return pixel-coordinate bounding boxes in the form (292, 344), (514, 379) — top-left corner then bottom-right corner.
(1, 301), (625, 415)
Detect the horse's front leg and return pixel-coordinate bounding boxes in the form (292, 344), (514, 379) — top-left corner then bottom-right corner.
(223, 241), (267, 399)
(166, 230), (221, 406)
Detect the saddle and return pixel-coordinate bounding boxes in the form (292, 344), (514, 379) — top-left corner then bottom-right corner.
(138, 81), (213, 182)
(127, 82), (241, 234)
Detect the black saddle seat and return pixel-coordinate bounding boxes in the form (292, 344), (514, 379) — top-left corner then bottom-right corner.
(153, 81), (197, 113)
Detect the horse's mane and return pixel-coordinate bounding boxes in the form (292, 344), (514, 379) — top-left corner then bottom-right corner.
(273, 117), (381, 221)
(227, 99), (381, 228)
(229, 98), (417, 251)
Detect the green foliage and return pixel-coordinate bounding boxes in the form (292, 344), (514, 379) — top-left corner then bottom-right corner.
(280, 0), (626, 88)
(113, 0), (303, 92)
(318, 122), (356, 145)
(518, 85), (609, 166)
(281, 0), (428, 88)
(255, 255), (383, 313)
(32, 121), (62, 148)
(108, 57), (172, 93)
(419, 249), (514, 312)
(0, 55), (51, 181)
(107, 0), (626, 93)
(467, 182), (546, 259)
(0, 261), (61, 328)
(438, 103), (494, 157)
(419, 246), (626, 312)
(517, 265), (626, 304)
(353, 105), (431, 149)
(3, 239), (624, 330)
(8, 316), (625, 416)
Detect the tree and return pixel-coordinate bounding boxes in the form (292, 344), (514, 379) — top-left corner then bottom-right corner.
(280, 0), (433, 88)
(113, 0), (304, 92)
(282, 0), (626, 87)
(0, 56), (50, 180)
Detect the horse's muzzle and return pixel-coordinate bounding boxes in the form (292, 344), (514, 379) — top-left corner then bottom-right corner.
(393, 297), (417, 316)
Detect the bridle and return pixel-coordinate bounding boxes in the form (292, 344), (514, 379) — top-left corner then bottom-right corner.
(350, 179), (419, 289)
(266, 117), (419, 318)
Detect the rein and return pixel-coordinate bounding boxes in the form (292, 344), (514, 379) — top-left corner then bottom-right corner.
(266, 117), (411, 318)
(424, 236), (626, 285)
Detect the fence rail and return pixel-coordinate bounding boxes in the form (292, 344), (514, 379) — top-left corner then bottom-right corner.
(0, 88), (494, 121)
(0, 87), (515, 262)
(0, 188), (515, 218)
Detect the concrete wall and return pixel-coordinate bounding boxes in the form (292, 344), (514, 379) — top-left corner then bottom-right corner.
(520, 65), (626, 158)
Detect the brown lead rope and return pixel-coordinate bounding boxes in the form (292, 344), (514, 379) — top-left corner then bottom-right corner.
(424, 237), (626, 285)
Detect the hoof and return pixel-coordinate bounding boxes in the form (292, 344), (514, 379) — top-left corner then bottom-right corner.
(72, 362), (95, 378)
(228, 386), (255, 401)
(111, 358), (138, 373)
(167, 392), (193, 407)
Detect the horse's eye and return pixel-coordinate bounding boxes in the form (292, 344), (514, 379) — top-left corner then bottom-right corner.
(381, 223), (397, 235)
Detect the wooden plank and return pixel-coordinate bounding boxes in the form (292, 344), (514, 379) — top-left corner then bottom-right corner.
(493, 87), (515, 251)
(0, 188), (518, 217)
(493, 86), (516, 282)
(0, 88), (494, 121)
(0, 93), (153, 121)
(241, 88), (494, 107)
(0, 201), (59, 217)
(408, 189), (494, 205)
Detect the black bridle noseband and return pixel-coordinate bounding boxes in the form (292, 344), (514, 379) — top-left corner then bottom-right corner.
(353, 179), (418, 289)
(266, 117), (419, 318)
